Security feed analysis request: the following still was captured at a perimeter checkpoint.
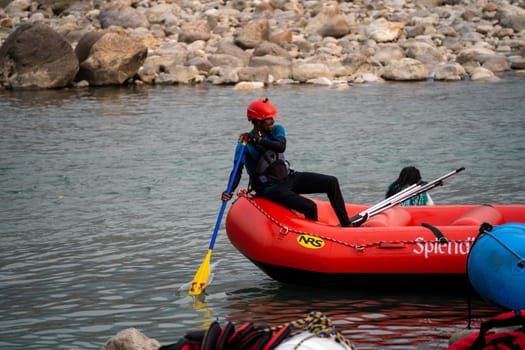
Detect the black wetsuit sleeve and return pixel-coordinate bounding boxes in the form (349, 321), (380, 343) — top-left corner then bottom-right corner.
(258, 136), (286, 153)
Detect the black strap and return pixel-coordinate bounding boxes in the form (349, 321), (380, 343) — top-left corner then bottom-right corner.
(481, 310), (525, 332)
(201, 321), (222, 350)
(421, 222), (448, 243)
(472, 310), (525, 349)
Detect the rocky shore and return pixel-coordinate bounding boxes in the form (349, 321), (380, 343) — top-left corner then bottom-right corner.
(0, 0), (524, 89)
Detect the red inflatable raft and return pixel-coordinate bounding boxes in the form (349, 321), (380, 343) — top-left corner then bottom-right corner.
(225, 196), (525, 288)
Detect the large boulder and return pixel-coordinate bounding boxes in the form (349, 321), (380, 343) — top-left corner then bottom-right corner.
(248, 55), (292, 81)
(433, 63), (467, 81)
(75, 31), (148, 86)
(381, 58), (429, 81)
(291, 63), (333, 82)
(371, 43), (405, 65)
(177, 21), (211, 43)
(317, 14), (351, 38)
(215, 40), (250, 65)
(98, 4), (149, 29)
(403, 41), (448, 66)
(0, 22), (79, 89)
(234, 18), (271, 49)
(496, 5), (525, 32)
(366, 18), (405, 43)
(470, 66), (499, 81)
(237, 66), (270, 83)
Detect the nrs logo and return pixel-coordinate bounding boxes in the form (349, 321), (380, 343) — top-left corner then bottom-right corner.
(297, 234), (325, 249)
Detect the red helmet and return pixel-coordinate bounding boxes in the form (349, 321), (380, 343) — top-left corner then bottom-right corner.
(247, 98), (278, 121)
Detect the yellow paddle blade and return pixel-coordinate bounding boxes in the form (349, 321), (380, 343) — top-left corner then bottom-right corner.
(188, 249), (212, 296)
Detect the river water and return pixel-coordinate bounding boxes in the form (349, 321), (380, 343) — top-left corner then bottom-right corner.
(1, 74), (524, 350)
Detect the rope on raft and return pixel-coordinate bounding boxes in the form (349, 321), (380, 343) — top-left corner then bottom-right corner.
(245, 197), (472, 250)
(259, 311), (356, 349)
(481, 228), (525, 268)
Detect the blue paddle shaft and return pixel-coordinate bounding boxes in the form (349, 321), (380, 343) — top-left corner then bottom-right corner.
(208, 143), (246, 250)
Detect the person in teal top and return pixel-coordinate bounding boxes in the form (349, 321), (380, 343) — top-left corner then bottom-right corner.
(221, 98), (353, 227)
(386, 166), (434, 206)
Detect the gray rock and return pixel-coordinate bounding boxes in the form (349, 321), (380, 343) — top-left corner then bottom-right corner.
(456, 46), (496, 65)
(317, 14), (351, 38)
(154, 42), (189, 66)
(405, 24), (426, 38)
(216, 40), (251, 65)
(479, 54), (510, 72)
(237, 66), (270, 83)
(185, 56), (213, 74)
(381, 58), (429, 81)
(98, 5), (149, 29)
(156, 64), (202, 84)
(0, 22), (78, 89)
(509, 56), (525, 69)
(433, 63), (466, 81)
(470, 66), (498, 80)
(252, 41), (291, 59)
(366, 18), (405, 43)
(234, 18), (270, 49)
(137, 55), (176, 84)
(496, 5), (525, 32)
(208, 53), (244, 68)
(4, 0), (31, 15)
(341, 53), (370, 75)
(291, 62), (333, 82)
(371, 43), (405, 65)
(178, 21), (211, 44)
(76, 32), (147, 86)
(101, 328), (160, 350)
(75, 31), (104, 62)
(207, 65), (240, 84)
(37, 0), (76, 15)
(270, 30), (293, 45)
(403, 40), (447, 66)
(248, 55), (292, 81)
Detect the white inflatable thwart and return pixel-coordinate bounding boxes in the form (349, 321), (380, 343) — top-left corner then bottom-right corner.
(275, 331), (355, 350)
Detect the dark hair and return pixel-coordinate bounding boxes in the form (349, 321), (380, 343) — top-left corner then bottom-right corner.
(386, 166), (422, 198)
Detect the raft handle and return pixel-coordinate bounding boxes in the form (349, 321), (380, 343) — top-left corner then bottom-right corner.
(421, 223), (448, 243)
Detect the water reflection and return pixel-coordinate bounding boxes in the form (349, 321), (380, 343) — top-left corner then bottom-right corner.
(216, 282), (498, 349)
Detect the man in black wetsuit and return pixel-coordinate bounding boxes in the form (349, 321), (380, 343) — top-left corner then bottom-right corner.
(221, 98), (353, 227)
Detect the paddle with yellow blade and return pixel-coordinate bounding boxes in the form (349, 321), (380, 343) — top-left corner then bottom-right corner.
(188, 140), (247, 296)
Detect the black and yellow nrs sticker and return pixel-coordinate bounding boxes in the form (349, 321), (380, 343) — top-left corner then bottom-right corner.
(297, 234), (325, 249)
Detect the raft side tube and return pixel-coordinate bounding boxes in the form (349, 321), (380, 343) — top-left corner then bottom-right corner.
(450, 205), (503, 226)
(361, 206), (412, 227)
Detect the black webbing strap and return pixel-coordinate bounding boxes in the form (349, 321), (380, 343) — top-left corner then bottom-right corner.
(421, 222), (448, 243)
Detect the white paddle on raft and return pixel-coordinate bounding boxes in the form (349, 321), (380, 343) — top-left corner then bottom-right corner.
(349, 167), (465, 226)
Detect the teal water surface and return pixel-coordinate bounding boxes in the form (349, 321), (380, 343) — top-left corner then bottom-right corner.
(1, 75), (524, 349)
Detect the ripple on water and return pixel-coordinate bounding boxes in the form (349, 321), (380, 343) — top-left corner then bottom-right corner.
(1, 81), (522, 349)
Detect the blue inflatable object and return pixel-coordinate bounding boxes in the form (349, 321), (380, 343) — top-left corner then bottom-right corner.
(467, 223), (525, 310)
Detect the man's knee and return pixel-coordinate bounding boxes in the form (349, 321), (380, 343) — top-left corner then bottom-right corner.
(327, 175), (339, 190)
(303, 200), (318, 221)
